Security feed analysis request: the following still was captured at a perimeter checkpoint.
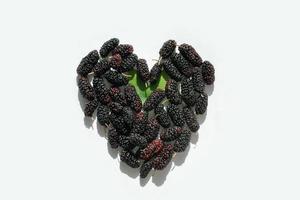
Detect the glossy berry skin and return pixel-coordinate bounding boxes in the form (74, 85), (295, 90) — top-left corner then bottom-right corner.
(161, 59), (183, 81)
(77, 50), (99, 76)
(149, 63), (162, 84)
(140, 139), (163, 160)
(104, 70), (128, 86)
(118, 135), (134, 150)
(109, 54), (122, 70)
(99, 38), (119, 58)
(170, 53), (193, 78)
(195, 92), (208, 115)
(93, 77), (111, 105)
(160, 127), (182, 142)
(144, 118), (160, 142)
(154, 104), (171, 128)
(107, 127), (119, 149)
(159, 40), (177, 59)
(124, 86), (142, 112)
(165, 79), (181, 105)
(201, 61), (215, 85)
(131, 112), (148, 135)
(178, 43), (203, 67)
(78, 76), (95, 101)
(108, 102), (123, 114)
(119, 54), (138, 72)
(112, 44), (134, 58)
(167, 104), (185, 127)
(97, 103), (110, 126)
(93, 59), (110, 77)
(84, 99), (98, 117)
(109, 87), (127, 106)
(140, 160), (153, 178)
(173, 129), (191, 152)
(183, 107), (199, 132)
(120, 150), (141, 168)
(153, 144), (174, 170)
(181, 78), (197, 107)
(143, 89), (166, 111)
(137, 59), (150, 83)
(192, 67), (205, 92)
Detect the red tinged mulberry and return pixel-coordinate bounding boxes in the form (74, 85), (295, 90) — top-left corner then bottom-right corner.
(78, 76), (95, 101)
(183, 107), (199, 132)
(153, 144), (174, 170)
(137, 59), (150, 83)
(173, 129), (191, 152)
(109, 54), (122, 70)
(93, 59), (110, 77)
(84, 99), (98, 117)
(149, 63), (162, 84)
(154, 104), (171, 128)
(97, 103), (110, 126)
(143, 89), (166, 111)
(104, 70), (129, 86)
(109, 87), (127, 106)
(159, 40), (177, 59)
(171, 53), (193, 77)
(112, 44), (134, 58)
(178, 43), (203, 67)
(167, 104), (185, 127)
(107, 127), (119, 149)
(144, 118), (160, 142)
(195, 92), (208, 114)
(131, 112), (148, 135)
(161, 59), (183, 81)
(93, 77), (111, 105)
(140, 160), (153, 178)
(129, 133), (147, 148)
(118, 54), (138, 72)
(140, 139), (163, 160)
(192, 67), (205, 92)
(120, 150), (141, 168)
(124, 85), (142, 112)
(165, 79), (181, 105)
(77, 50), (99, 77)
(181, 78), (197, 107)
(160, 126), (182, 142)
(99, 38), (119, 58)
(201, 61), (215, 85)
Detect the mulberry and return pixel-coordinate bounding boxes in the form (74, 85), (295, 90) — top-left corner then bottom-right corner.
(160, 126), (182, 142)
(131, 112), (148, 135)
(93, 77), (111, 105)
(99, 38), (119, 58)
(159, 40), (177, 59)
(144, 118), (160, 142)
(181, 78), (197, 106)
(118, 135), (134, 150)
(140, 160), (153, 178)
(161, 59), (183, 81)
(124, 85), (142, 112)
(109, 112), (129, 135)
(170, 53), (193, 77)
(149, 63), (162, 84)
(183, 107), (199, 132)
(153, 144), (174, 170)
(78, 76), (95, 101)
(122, 107), (134, 129)
(154, 104), (171, 128)
(108, 102), (123, 114)
(137, 59), (150, 83)
(84, 99), (98, 117)
(107, 127), (119, 149)
(120, 150), (141, 168)
(118, 54), (138, 72)
(129, 134), (147, 148)
(173, 129), (191, 152)
(165, 79), (181, 105)
(192, 67), (205, 92)
(201, 61), (215, 85)
(97, 103), (110, 126)
(140, 139), (163, 160)
(178, 43), (203, 67)
(104, 70), (128, 86)
(167, 104), (185, 127)
(109, 87), (127, 106)
(112, 44), (134, 58)
(93, 59), (110, 77)
(143, 89), (166, 111)
(109, 54), (122, 70)
(195, 92), (208, 114)
(77, 50), (99, 76)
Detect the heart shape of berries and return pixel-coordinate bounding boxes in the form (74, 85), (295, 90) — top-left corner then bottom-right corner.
(77, 38), (215, 179)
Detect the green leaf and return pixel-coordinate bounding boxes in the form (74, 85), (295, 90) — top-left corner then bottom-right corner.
(128, 70), (148, 103)
(146, 71), (169, 97)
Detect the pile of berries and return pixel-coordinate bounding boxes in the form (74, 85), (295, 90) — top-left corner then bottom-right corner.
(77, 38), (215, 179)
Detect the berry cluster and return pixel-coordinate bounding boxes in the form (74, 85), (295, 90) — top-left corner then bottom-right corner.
(77, 38), (215, 179)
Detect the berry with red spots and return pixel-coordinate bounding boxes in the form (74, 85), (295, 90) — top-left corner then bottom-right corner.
(78, 76), (95, 101)
(159, 40), (177, 59)
(140, 139), (163, 160)
(99, 38), (119, 58)
(165, 79), (181, 105)
(160, 126), (182, 142)
(143, 89), (166, 111)
(112, 44), (134, 58)
(109, 54), (122, 70)
(174, 129), (191, 152)
(201, 61), (215, 85)
(178, 43), (203, 67)
(153, 144), (174, 170)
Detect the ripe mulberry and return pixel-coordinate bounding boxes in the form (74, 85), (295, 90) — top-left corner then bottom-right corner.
(143, 89), (166, 111)
(195, 92), (208, 114)
(112, 44), (134, 58)
(77, 50), (99, 76)
(171, 53), (193, 77)
(140, 139), (163, 160)
(178, 43), (203, 67)
(181, 78), (197, 106)
(201, 61), (215, 85)
(144, 118), (160, 142)
(97, 103), (110, 126)
(120, 150), (141, 168)
(124, 85), (142, 112)
(78, 76), (95, 101)
(154, 104), (171, 128)
(118, 135), (134, 150)
(118, 54), (138, 72)
(84, 99), (98, 117)
(153, 144), (174, 170)
(93, 59), (110, 77)
(109, 112), (129, 135)
(149, 63), (162, 84)
(161, 59), (183, 81)
(109, 87), (127, 106)
(93, 77), (111, 105)
(109, 54), (122, 70)
(122, 107), (134, 129)
(104, 70), (128, 86)
(129, 133), (147, 148)
(173, 129), (191, 152)
(165, 79), (181, 105)
(131, 112), (148, 135)
(167, 104), (185, 127)
(183, 107), (199, 132)
(159, 40), (177, 59)
(160, 126), (182, 142)
(108, 102), (123, 114)
(140, 160), (153, 178)
(100, 38), (119, 58)
(192, 67), (205, 92)
(107, 127), (119, 149)
(137, 59), (150, 83)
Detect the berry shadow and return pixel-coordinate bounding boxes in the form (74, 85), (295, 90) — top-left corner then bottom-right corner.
(119, 161), (140, 179)
(151, 161), (172, 186)
(205, 84), (214, 96)
(172, 144), (191, 166)
(77, 90), (95, 129)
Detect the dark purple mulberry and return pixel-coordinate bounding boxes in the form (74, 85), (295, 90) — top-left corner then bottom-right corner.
(84, 99), (98, 117)
(108, 102), (123, 114)
(109, 54), (122, 70)
(97, 103), (110, 126)
(129, 133), (147, 148)
(165, 79), (181, 105)
(93, 59), (110, 77)
(99, 38), (119, 58)
(107, 127), (119, 149)
(171, 53), (193, 77)
(192, 67), (205, 92)
(201, 61), (215, 85)
(118, 135), (134, 150)
(178, 43), (203, 67)
(137, 59), (150, 83)
(143, 89), (166, 111)
(149, 63), (162, 84)
(173, 129), (191, 152)
(140, 139), (163, 160)
(154, 104), (171, 128)
(109, 112), (129, 135)
(140, 160), (153, 178)
(104, 70), (128, 86)
(195, 92), (208, 114)
(159, 40), (177, 59)
(183, 107), (199, 132)
(161, 60), (183, 81)
(122, 107), (134, 129)
(93, 77), (111, 105)
(120, 150), (141, 168)
(181, 78), (197, 106)
(160, 126), (182, 142)
(167, 104), (185, 127)
(109, 87), (126, 106)
(118, 54), (138, 72)
(131, 112), (148, 135)
(78, 76), (95, 101)
(124, 85), (142, 112)
(153, 144), (174, 170)
(144, 118), (160, 142)
(77, 50), (99, 76)
(112, 44), (134, 58)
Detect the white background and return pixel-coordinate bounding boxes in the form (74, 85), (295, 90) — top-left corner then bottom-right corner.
(0, 0), (299, 199)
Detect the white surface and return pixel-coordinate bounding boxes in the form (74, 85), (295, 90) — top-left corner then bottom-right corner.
(0, 0), (299, 199)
